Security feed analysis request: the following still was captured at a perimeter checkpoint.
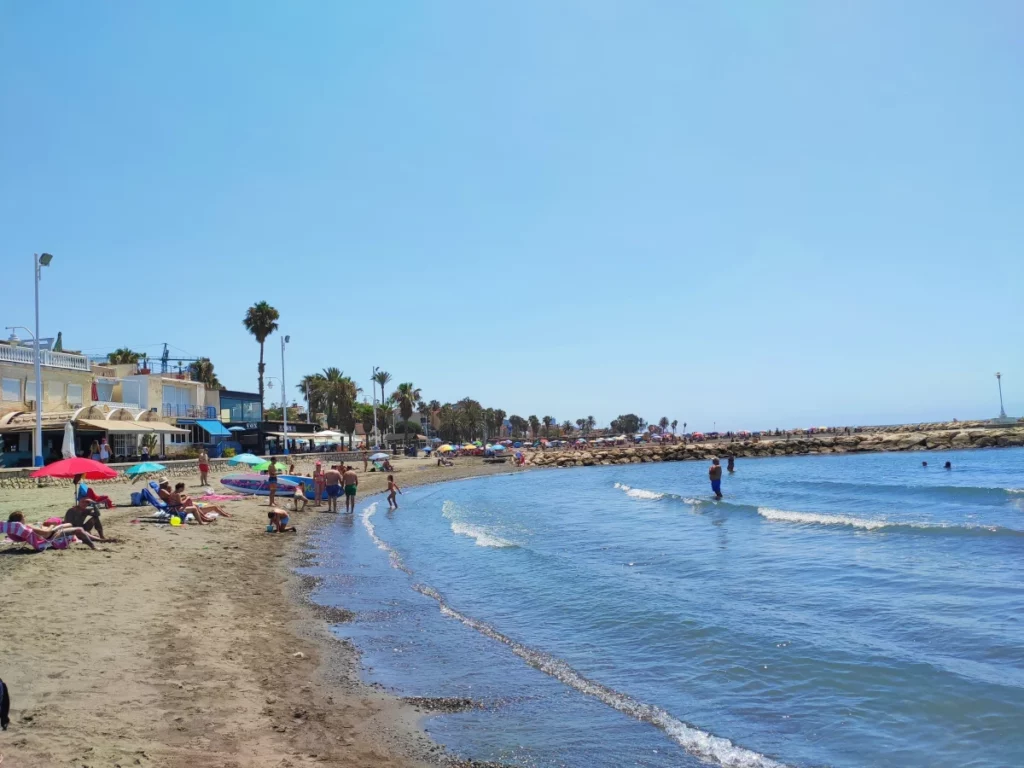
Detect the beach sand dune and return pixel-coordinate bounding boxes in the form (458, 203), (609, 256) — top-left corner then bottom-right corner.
(0, 457), (522, 767)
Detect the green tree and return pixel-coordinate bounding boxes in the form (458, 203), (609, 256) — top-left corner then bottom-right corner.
(542, 415), (553, 437)
(372, 370), (392, 408)
(671, 419), (678, 434)
(560, 420), (574, 436)
(492, 409), (506, 438)
(610, 414), (643, 435)
(587, 415), (596, 434)
(107, 347), (141, 364)
(508, 415), (527, 438)
(659, 416), (669, 432)
(393, 382), (422, 445)
(242, 301), (280, 413)
(355, 402), (377, 448)
(529, 415), (540, 438)
(188, 357), (222, 390)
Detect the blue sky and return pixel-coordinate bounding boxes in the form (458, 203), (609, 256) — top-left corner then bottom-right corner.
(2, 1), (1021, 430)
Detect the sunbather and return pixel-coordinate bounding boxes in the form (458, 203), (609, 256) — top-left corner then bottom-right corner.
(6, 511), (105, 550)
(73, 474), (113, 508)
(64, 496), (107, 539)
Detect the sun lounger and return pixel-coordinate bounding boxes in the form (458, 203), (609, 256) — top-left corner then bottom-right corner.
(0, 521), (77, 552)
(140, 486), (185, 521)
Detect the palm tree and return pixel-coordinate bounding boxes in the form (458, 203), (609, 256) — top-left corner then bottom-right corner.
(576, 418), (586, 433)
(243, 301), (280, 413)
(356, 403), (377, 449)
(587, 415), (596, 434)
(659, 416), (669, 432)
(560, 420), (573, 436)
(372, 370), (392, 407)
(298, 373), (327, 423)
(188, 357), (221, 389)
(671, 419), (678, 434)
(542, 416), (553, 437)
(492, 409), (506, 438)
(393, 382), (422, 445)
(107, 347), (141, 364)
(529, 415), (540, 438)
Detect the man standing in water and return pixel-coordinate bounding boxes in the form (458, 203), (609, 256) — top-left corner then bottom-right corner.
(342, 464), (359, 514)
(709, 458), (723, 499)
(727, 456), (735, 473)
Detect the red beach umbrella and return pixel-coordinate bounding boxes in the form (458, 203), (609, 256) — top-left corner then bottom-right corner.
(30, 457), (117, 480)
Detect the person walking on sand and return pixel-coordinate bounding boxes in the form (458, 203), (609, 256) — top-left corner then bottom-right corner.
(709, 458), (723, 499)
(362, 451), (369, 473)
(267, 456), (279, 506)
(387, 474), (402, 509)
(342, 465), (359, 513)
(727, 456), (735, 474)
(323, 464), (342, 513)
(198, 448), (210, 487)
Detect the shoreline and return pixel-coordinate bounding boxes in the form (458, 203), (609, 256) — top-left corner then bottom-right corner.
(0, 456), (526, 768)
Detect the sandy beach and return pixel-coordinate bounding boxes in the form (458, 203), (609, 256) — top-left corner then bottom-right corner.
(0, 456), (527, 768)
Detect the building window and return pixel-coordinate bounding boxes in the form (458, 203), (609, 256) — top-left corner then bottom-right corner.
(25, 380), (36, 404)
(110, 433), (136, 458)
(169, 432), (189, 444)
(67, 384), (84, 407)
(1, 378), (20, 402)
(45, 381), (65, 401)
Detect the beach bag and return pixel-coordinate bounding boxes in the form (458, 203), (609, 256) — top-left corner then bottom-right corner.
(131, 492), (145, 507)
(1, 676), (10, 730)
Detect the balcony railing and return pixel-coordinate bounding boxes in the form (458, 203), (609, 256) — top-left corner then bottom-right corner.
(0, 344), (91, 372)
(162, 404), (217, 419)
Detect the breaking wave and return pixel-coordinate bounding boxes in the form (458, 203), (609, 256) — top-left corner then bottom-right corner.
(363, 501), (787, 767)
(442, 500), (518, 548)
(757, 507), (1024, 537)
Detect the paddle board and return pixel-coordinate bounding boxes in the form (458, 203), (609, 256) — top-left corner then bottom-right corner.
(220, 473), (298, 496)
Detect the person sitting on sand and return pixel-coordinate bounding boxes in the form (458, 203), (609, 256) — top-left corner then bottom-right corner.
(267, 508), (297, 533)
(174, 482), (231, 518)
(386, 475), (402, 509)
(74, 474), (113, 508)
(292, 481), (308, 512)
(64, 496), (107, 539)
(381, 458), (394, 472)
(6, 511), (106, 550)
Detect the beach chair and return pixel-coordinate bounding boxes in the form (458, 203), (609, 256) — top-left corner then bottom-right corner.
(140, 485), (184, 521)
(0, 521), (77, 552)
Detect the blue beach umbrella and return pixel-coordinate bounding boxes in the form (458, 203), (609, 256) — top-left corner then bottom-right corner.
(125, 461), (166, 476)
(492, 444), (506, 451)
(512, 442), (522, 448)
(369, 452), (389, 460)
(228, 453), (264, 466)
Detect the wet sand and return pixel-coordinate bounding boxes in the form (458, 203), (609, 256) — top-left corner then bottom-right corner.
(0, 456), (528, 767)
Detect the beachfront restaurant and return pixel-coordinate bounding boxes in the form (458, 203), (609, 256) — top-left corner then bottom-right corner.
(223, 420), (321, 455)
(0, 406), (186, 466)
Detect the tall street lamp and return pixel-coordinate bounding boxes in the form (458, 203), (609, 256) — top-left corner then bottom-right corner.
(996, 372), (1007, 419)
(14, 254), (54, 466)
(281, 335), (291, 454)
(372, 366), (380, 449)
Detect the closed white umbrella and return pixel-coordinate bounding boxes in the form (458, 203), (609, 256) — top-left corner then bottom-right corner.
(62, 421), (75, 459)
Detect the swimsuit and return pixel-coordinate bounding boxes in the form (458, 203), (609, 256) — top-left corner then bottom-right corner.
(280, 515), (290, 527)
(344, 484), (357, 497)
(711, 479), (722, 494)
(326, 485), (342, 498)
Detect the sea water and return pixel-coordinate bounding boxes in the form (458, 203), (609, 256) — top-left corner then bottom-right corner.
(302, 448), (1024, 767)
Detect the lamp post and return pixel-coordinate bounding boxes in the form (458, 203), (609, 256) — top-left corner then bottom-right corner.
(372, 366), (380, 449)
(30, 254), (53, 465)
(996, 372), (1007, 419)
(281, 335), (290, 454)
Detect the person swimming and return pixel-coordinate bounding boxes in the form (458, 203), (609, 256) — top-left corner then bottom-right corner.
(944, 461), (952, 469)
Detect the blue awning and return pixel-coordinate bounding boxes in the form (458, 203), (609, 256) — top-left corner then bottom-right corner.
(196, 419), (232, 436)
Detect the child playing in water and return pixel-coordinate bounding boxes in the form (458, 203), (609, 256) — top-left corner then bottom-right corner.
(387, 475), (402, 509)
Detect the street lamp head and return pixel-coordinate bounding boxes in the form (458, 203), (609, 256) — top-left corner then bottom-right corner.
(38, 253), (53, 267)
(284, 335), (290, 344)
(6, 328), (20, 345)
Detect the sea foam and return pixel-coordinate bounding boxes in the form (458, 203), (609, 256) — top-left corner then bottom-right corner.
(365, 502), (787, 767)
(614, 482), (665, 501)
(442, 500), (518, 548)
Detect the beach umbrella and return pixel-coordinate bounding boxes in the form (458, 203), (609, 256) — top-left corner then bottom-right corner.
(125, 462), (167, 476)
(228, 453), (264, 466)
(31, 457), (116, 480)
(438, 444), (453, 452)
(492, 444), (506, 451)
(431, 437), (442, 443)
(227, 426), (246, 432)
(254, 460), (289, 472)
(62, 421), (75, 459)
(512, 442), (522, 448)
(369, 452), (389, 460)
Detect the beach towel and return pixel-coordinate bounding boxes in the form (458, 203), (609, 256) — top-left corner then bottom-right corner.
(0, 521), (75, 552)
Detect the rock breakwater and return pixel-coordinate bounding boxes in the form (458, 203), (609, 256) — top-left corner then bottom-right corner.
(529, 427), (1024, 468)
